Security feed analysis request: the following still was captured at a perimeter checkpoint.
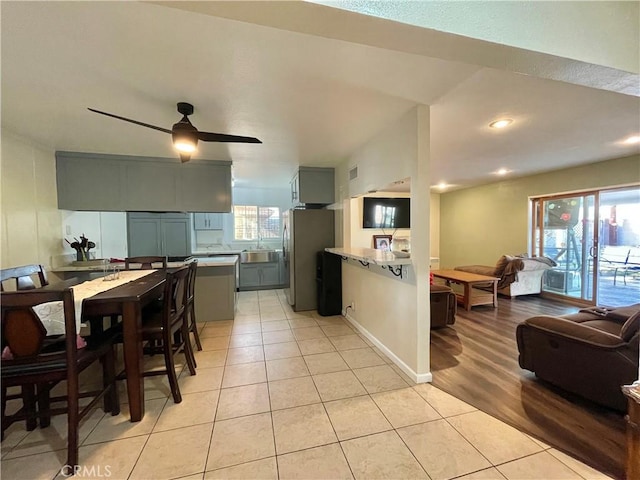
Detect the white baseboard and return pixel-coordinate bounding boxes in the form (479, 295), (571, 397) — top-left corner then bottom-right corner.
(342, 310), (432, 384)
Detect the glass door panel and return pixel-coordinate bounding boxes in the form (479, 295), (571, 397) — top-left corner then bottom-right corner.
(596, 187), (640, 307)
(537, 194), (596, 302)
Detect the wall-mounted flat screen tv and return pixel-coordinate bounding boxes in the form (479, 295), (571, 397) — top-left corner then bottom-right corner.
(362, 197), (410, 229)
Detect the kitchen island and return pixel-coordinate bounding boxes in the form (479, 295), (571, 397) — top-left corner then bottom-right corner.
(51, 255), (238, 321)
(190, 256), (238, 321)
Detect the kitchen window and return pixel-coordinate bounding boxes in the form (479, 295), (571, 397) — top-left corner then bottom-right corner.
(233, 206), (280, 241)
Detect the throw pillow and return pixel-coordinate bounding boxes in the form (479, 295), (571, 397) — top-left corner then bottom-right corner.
(620, 311), (640, 343)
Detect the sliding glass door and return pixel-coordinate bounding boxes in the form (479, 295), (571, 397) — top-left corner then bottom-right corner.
(532, 186), (640, 307)
(532, 193), (597, 302)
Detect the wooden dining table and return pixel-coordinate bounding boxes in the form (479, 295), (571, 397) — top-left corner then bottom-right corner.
(77, 270), (167, 422)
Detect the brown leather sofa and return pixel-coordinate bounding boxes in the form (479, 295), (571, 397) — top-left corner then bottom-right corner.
(431, 284), (456, 328)
(516, 304), (640, 411)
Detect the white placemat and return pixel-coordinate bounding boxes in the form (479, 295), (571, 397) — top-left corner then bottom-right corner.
(33, 270), (156, 336)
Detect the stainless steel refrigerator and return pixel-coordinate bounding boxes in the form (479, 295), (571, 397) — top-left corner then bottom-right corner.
(283, 209), (335, 311)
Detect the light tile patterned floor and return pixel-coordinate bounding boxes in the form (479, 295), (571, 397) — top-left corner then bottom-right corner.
(1, 289), (611, 480)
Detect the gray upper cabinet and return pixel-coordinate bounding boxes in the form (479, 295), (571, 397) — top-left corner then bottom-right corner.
(56, 152), (231, 212)
(125, 162), (178, 211)
(291, 167), (335, 206)
(180, 164), (231, 213)
(56, 154), (126, 211)
(194, 213), (224, 230)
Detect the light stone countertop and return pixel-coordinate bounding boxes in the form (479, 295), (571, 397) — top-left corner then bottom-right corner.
(188, 256), (238, 267)
(325, 247), (412, 266)
(51, 255), (238, 272)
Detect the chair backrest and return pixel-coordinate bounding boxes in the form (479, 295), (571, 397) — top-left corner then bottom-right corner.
(186, 260), (197, 305)
(0, 264), (49, 292)
(1, 289), (77, 368)
(125, 256), (168, 270)
(162, 266), (190, 332)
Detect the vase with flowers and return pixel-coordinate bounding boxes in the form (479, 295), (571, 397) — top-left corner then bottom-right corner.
(65, 234), (95, 262)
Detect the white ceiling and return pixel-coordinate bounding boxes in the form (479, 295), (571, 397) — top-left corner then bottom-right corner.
(2, 1), (639, 191)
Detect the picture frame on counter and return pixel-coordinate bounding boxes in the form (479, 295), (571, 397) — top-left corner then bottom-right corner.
(373, 235), (392, 251)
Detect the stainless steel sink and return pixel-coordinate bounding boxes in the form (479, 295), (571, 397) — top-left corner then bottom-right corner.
(240, 250), (278, 263)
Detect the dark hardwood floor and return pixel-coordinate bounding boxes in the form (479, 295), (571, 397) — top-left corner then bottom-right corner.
(430, 295), (627, 479)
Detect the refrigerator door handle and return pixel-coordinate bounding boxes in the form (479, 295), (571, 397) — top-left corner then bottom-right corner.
(282, 224), (288, 267)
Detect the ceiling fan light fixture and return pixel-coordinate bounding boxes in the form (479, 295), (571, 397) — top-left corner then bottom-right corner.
(172, 122), (198, 154)
(489, 118), (513, 129)
(174, 139), (197, 153)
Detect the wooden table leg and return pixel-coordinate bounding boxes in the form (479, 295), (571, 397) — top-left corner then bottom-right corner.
(463, 283), (471, 311)
(122, 301), (145, 422)
(492, 281), (498, 308)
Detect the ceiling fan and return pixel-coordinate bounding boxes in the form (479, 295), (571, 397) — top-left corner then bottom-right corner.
(88, 102), (261, 163)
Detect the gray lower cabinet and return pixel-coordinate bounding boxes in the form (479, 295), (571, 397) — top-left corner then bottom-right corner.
(194, 264), (236, 321)
(239, 262), (280, 289)
(127, 212), (191, 257)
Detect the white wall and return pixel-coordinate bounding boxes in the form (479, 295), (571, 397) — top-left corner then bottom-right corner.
(1, 130), (63, 269)
(60, 211), (127, 260)
(346, 108), (417, 197)
(342, 261), (423, 380)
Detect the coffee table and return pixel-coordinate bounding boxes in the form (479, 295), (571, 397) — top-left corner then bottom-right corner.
(431, 269), (499, 311)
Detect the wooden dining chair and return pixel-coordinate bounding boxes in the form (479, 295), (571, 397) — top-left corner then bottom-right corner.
(0, 264), (48, 291)
(186, 260), (202, 353)
(1, 264), (52, 433)
(117, 256), (167, 327)
(124, 256), (168, 270)
(123, 265), (196, 404)
(1, 288), (120, 468)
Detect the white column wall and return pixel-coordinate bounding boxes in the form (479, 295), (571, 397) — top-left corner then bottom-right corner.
(337, 105), (432, 378)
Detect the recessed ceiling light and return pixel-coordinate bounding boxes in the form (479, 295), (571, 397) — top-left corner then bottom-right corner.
(495, 168), (510, 175)
(437, 182), (448, 190)
(622, 135), (640, 145)
(489, 119), (513, 129)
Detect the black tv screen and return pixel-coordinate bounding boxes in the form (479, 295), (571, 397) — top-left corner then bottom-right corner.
(362, 197), (410, 229)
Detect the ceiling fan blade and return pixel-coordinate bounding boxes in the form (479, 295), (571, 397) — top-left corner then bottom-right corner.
(88, 108), (172, 134)
(197, 131), (262, 144)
